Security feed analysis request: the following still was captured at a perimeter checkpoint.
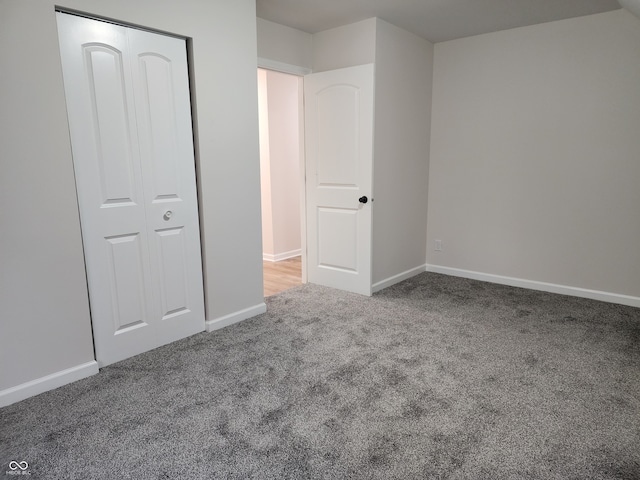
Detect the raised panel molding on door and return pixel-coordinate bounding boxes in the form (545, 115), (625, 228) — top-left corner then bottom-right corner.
(304, 64), (374, 296)
(57, 12), (205, 366)
(105, 233), (148, 333)
(128, 27), (204, 346)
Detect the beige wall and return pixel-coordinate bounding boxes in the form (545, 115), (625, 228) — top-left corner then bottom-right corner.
(0, 0), (264, 393)
(428, 9), (640, 298)
(258, 69), (275, 257)
(258, 69), (302, 260)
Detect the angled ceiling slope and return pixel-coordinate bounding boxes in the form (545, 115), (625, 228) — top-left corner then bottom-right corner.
(256, 0), (622, 43)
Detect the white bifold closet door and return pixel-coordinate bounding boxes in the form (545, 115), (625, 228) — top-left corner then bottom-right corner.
(57, 12), (205, 367)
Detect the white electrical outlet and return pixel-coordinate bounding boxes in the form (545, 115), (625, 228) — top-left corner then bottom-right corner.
(435, 239), (442, 252)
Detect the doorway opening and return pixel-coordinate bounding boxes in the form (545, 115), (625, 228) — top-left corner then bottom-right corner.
(257, 68), (305, 297)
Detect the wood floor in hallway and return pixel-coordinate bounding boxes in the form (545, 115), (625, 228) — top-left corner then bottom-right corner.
(263, 256), (302, 297)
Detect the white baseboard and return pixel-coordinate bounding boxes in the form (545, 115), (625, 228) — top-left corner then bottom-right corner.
(0, 361), (99, 408)
(263, 249), (302, 262)
(205, 303), (267, 332)
(372, 264), (427, 293)
(426, 265), (640, 308)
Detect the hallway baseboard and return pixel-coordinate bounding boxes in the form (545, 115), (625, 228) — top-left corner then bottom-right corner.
(263, 249), (302, 262)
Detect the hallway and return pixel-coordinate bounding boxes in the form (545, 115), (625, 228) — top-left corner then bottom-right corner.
(263, 256), (302, 297)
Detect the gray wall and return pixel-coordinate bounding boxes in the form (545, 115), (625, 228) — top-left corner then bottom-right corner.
(428, 9), (640, 298)
(259, 18), (433, 288)
(0, 0), (264, 391)
(3, 2), (639, 401)
(372, 19), (433, 286)
(256, 18), (312, 71)
(310, 18), (434, 287)
(311, 18), (376, 73)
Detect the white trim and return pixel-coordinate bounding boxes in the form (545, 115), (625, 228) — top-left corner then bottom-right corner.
(298, 75), (308, 284)
(372, 264), (427, 293)
(205, 303), (267, 332)
(0, 361), (99, 408)
(257, 57), (311, 76)
(263, 249), (302, 262)
(426, 265), (640, 308)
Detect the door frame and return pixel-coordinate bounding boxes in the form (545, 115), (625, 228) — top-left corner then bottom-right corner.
(257, 59), (310, 285)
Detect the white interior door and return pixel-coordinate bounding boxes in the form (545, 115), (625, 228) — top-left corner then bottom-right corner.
(57, 12), (205, 366)
(304, 64), (374, 296)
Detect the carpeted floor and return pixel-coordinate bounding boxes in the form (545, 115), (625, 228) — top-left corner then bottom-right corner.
(1, 272), (639, 479)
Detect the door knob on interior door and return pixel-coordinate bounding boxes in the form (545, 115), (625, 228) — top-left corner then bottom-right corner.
(359, 196), (368, 204)
(163, 210), (173, 220)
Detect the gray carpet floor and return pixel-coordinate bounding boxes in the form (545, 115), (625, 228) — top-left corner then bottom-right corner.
(1, 272), (639, 479)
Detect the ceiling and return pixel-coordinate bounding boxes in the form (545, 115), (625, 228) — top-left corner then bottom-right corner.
(256, 0), (622, 43)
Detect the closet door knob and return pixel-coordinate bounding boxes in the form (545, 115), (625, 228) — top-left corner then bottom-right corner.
(359, 196), (368, 204)
(163, 210), (173, 220)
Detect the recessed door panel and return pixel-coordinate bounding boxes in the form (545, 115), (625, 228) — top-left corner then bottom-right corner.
(105, 234), (147, 332)
(317, 208), (358, 272)
(137, 53), (180, 201)
(84, 45), (137, 206)
(155, 227), (189, 319)
(316, 86), (359, 188)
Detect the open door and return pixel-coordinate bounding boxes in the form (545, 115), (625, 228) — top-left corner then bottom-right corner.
(304, 64), (374, 296)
